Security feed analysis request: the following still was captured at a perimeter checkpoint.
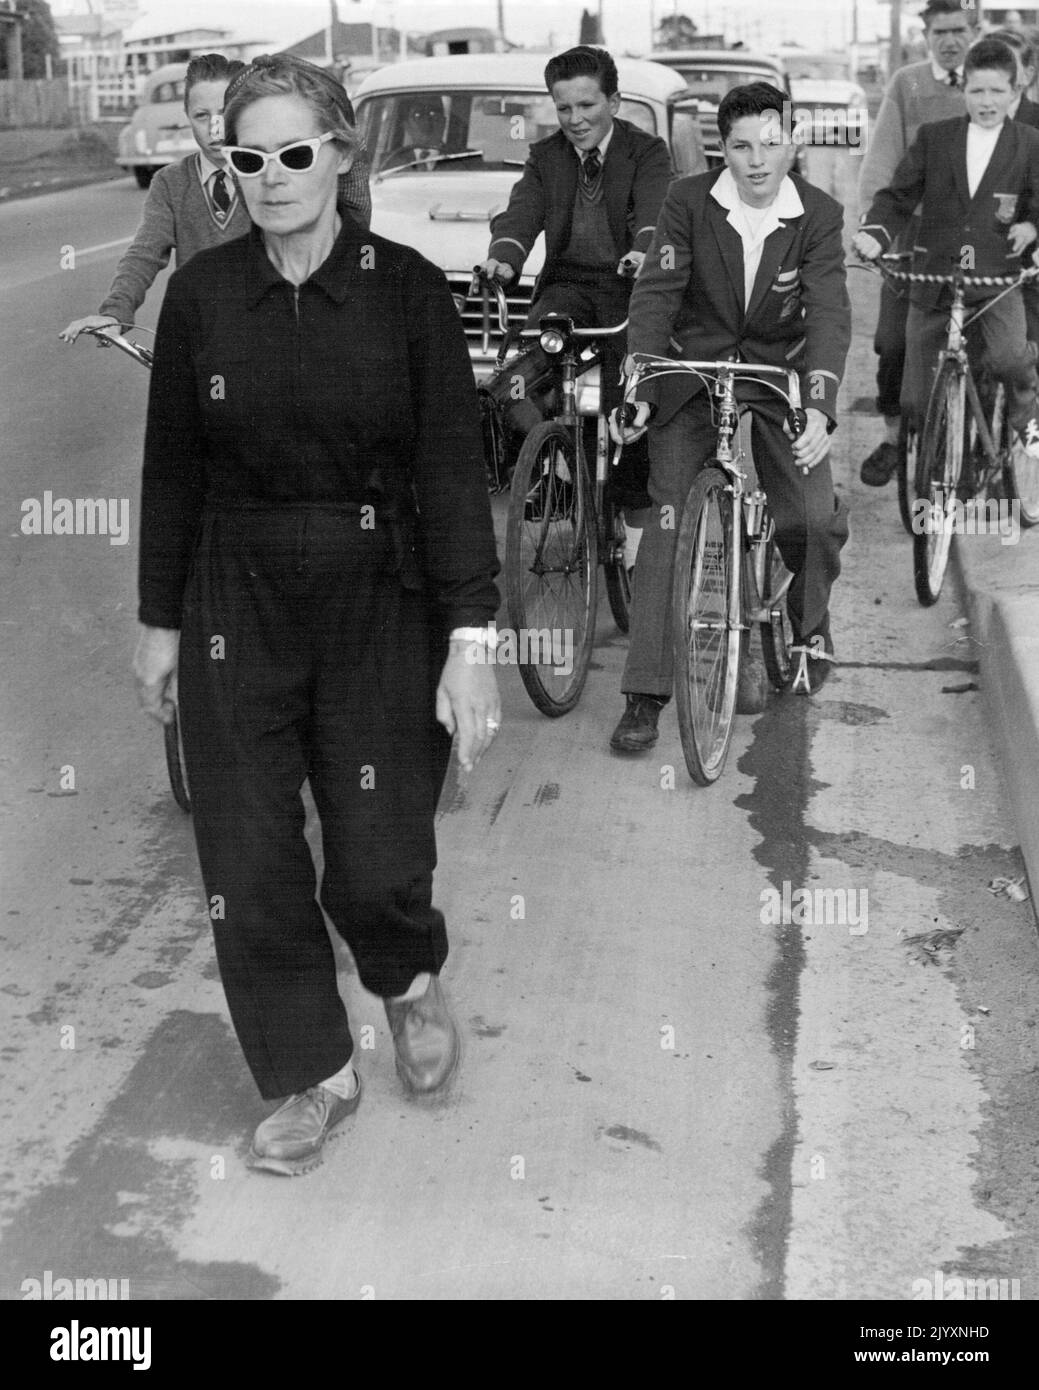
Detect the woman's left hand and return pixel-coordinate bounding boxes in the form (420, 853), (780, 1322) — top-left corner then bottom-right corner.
(436, 644), (502, 772)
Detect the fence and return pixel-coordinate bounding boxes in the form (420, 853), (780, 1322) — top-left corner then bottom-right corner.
(0, 79), (71, 129)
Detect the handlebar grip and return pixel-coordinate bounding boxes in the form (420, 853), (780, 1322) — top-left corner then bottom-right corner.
(619, 402), (639, 428)
(787, 407), (807, 439)
(618, 257), (639, 279)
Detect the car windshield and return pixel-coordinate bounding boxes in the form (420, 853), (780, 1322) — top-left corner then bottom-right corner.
(357, 90), (657, 175)
(670, 67), (779, 105)
(785, 56), (851, 81)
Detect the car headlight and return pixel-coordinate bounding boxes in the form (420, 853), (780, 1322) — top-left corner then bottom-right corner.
(540, 327), (565, 354)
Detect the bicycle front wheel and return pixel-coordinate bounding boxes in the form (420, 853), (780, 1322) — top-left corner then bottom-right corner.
(913, 361), (965, 606)
(672, 468), (741, 785)
(896, 415), (919, 537)
(601, 478), (631, 634)
(505, 421), (597, 715)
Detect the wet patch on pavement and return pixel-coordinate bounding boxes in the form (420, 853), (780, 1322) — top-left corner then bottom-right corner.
(0, 1010), (278, 1300)
(736, 696), (817, 1299)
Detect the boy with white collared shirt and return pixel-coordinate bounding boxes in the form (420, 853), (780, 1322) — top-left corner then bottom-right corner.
(609, 82), (852, 752)
(855, 37), (1039, 460)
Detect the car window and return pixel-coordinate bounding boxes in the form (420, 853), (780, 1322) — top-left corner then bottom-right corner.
(151, 80), (185, 104)
(358, 90), (658, 173)
(671, 67), (781, 104)
(669, 107), (705, 176)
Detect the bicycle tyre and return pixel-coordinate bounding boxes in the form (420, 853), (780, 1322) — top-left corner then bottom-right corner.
(1003, 384), (1039, 526)
(672, 468), (741, 785)
(601, 479), (631, 634)
(505, 420), (597, 716)
(164, 708), (191, 814)
(896, 415), (919, 537)
(757, 532), (795, 689)
(913, 360), (964, 606)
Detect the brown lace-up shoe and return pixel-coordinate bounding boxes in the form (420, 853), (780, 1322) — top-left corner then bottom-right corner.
(384, 975), (460, 1096)
(247, 1078), (362, 1176)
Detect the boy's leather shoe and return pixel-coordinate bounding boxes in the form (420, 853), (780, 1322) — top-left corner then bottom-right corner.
(247, 1078), (362, 1176)
(610, 694), (666, 752)
(384, 975), (459, 1096)
(789, 625), (835, 695)
(860, 441), (899, 486)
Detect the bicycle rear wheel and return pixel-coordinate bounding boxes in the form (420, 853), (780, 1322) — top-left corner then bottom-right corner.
(896, 415), (919, 537)
(1003, 384), (1039, 526)
(672, 468), (741, 785)
(913, 360), (965, 606)
(505, 420), (597, 715)
(601, 478), (631, 634)
(756, 531), (795, 689)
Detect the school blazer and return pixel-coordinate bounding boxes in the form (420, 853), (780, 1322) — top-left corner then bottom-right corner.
(488, 117), (672, 296)
(861, 115), (1039, 307)
(628, 169), (850, 425)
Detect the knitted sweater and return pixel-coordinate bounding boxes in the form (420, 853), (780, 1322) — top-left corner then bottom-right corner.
(99, 155), (251, 324)
(100, 150), (373, 324)
(857, 61), (965, 210)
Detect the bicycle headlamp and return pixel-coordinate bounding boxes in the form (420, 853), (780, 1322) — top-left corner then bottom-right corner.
(540, 327), (566, 354)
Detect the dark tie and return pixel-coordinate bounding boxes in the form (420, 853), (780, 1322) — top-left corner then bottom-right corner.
(582, 148), (602, 185)
(948, 71), (960, 88)
(211, 171), (230, 215)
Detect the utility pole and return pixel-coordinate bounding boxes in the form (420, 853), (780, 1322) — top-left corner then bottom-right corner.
(889, 0), (902, 81)
(498, 0), (506, 43)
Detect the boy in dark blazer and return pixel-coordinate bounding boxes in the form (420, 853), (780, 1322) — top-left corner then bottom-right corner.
(610, 83), (852, 753)
(855, 37), (1039, 454)
(477, 45), (672, 542)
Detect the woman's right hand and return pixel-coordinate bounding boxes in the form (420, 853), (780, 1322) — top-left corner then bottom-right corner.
(133, 626), (180, 726)
(59, 314), (119, 344)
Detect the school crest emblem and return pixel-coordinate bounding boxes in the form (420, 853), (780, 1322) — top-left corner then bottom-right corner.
(993, 193), (1017, 225)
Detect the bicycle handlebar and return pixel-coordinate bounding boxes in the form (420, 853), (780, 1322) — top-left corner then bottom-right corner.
(80, 324), (154, 369)
(468, 268), (510, 336)
(850, 253), (1039, 288)
(520, 317), (629, 342)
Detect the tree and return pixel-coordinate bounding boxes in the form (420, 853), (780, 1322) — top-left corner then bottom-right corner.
(579, 8), (602, 45)
(654, 13), (700, 51)
(0, 0), (62, 79)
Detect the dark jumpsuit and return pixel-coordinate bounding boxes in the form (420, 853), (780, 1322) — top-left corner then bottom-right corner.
(139, 216), (500, 1100)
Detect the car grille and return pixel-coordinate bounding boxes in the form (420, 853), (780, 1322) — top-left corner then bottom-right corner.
(448, 274), (534, 363)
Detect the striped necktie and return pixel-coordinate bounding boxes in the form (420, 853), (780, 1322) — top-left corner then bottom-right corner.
(948, 71), (960, 89)
(582, 148), (602, 185)
(211, 171), (230, 215)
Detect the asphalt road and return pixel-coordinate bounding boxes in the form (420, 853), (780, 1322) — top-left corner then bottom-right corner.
(1, 163), (1037, 1303)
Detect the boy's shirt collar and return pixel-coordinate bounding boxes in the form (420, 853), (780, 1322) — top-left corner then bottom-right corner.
(197, 149), (226, 182)
(710, 165), (804, 227)
(931, 59), (965, 87)
(575, 121), (614, 162)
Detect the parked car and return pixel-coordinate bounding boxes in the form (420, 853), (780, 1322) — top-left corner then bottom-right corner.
(780, 49), (868, 146)
(353, 53), (707, 388)
(116, 62), (192, 189)
(647, 48), (804, 170)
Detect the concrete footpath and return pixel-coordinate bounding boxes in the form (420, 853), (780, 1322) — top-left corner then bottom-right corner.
(954, 521), (1039, 902)
(821, 139), (1039, 912)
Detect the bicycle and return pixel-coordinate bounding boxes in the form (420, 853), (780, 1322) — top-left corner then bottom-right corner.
(500, 309), (635, 715)
(67, 324), (191, 814)
(853, 256), (1039, 605)
(619, 354), (807, 786)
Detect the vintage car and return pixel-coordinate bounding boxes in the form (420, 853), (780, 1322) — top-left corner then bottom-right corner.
(115, 62), (194, 188)
(647, 48), (802, 169)
(353, 53), (707, 388)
